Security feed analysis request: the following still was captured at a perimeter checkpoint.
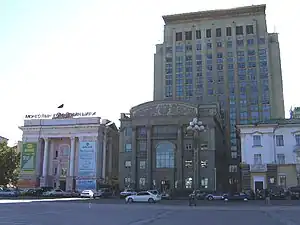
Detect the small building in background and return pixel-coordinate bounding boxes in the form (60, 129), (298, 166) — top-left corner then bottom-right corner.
(18, 113), (119, 191)
(119, 100), (228, 193)
(237, 119), (300, 191)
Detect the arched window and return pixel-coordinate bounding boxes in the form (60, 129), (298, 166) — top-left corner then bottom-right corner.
(156, 142), (175, 168)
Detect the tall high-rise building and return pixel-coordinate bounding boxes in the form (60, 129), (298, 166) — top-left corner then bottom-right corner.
(154, 4), (285, 190)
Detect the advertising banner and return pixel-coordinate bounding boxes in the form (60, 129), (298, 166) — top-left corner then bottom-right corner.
(78, 141), (96, 177)
(21, 143), (37, 172)
(76, 180), (96, 191)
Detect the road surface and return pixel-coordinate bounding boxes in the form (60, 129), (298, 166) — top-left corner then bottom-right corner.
(0, 201), (300, 225)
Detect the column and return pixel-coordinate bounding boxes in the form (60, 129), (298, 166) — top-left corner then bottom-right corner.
(69, 137), (76, 177)
(42, 138), (49, 177)
(131, 127), (137, 189)
(176, 126), (183, 189)
(146, 126), (152, 189)
(102, 130), (107, 180)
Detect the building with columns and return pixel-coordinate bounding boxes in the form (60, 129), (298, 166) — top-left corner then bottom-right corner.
(119, 100), (228, 192)
(18, 116), (119, 191)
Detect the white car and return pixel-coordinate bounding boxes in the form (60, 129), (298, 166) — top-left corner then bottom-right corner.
(125, 191), (161, 203)
(80, 190), (103, 198)
(80, 190), (96, 198)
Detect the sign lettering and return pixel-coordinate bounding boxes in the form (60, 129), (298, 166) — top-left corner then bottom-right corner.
(25, 112), (96, 119)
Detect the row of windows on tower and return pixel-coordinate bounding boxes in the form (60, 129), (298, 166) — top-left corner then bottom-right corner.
(176, 25), (254, 41)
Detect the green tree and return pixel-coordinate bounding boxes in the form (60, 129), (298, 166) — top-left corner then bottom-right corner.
(0, 141), (20, 185)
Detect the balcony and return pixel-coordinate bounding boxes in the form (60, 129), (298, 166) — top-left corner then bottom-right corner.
(250, 164), (267, 172)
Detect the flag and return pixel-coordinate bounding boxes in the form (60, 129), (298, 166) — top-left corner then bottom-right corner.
(58, 104), (64, 109)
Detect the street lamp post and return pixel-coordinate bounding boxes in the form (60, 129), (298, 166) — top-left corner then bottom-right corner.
(187, 105), (205, 192)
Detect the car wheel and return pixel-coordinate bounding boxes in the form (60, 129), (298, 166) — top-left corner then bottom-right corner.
(207, 196), (213, 201)
(148, 198), (155, 203)
(127, 198), (133, 203)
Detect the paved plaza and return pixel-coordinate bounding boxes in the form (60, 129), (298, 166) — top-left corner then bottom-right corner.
(0, 200), (300, 225)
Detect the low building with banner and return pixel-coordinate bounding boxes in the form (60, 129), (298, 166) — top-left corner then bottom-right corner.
(18, 113), (119, 191)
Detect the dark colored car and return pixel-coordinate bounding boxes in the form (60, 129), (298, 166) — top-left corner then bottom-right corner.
(189, 190), (210, 200)
(99, 188), (113, 198)
(223, 192), (249, 201)
(288, 186), (300, 200)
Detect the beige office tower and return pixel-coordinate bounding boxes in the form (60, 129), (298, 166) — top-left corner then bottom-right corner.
(153, 4), (285, 190)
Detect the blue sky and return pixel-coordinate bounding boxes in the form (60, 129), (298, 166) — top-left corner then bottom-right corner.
(0, 0), (297, 145)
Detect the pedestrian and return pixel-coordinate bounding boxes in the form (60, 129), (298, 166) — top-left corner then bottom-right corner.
(265, 188), (270, 205)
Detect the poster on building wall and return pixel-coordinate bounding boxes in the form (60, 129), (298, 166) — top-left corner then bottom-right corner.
(21, 143), (37, 172)
(76, 179), (96, 191)
(78, 141), (96, 177)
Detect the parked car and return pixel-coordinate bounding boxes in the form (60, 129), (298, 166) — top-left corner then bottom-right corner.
(98, 188), (113, 198)
(42, 189), (71, 197)
(120, 189), (137, 199)
(189, 190), (210, 200)
(161, 192), (171, 200)
(288, 186), (300, 200)
(223, 192), (249, 201)
(80, 190), (96, 198)
(0, 187), (19, 197)
(206, 192), (226, 201)
(125, 191), (161, 203)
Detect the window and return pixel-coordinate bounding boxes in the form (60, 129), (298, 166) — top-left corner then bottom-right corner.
(236, 26), (243, 35)
(206, 29), (211, 38)
(253, 135), (261, 146)
(125, 160), (131, 168)
(296, 135), (300, 146)
(196, 30), (201, 39)
(277, 154), (285, 164)
(140, 161), (146, 169)
(185, 177), (192, 188)
(276, 135), (284, 146)
(229, 165), (237, 172)
(226, 27), (232, 36)
(185, 160), (192, 168)
(185, 143), (192, 150)
(231, 151), (237, 159)
(246, 25), (254, 34)
(201, 178), (208, 189)
(185, 31), (192, 40)
(125, 143), (132, 152)
(138, 141), (147, 151)
(124, 127), (132, 136)
(55, 150), (58, 159)
(216, 28), (221, 37)
(278, 175), (286, 187)
(156, 142), (175, 168)
(254, 154), (262, 164)
(61, 168), (67, 177)
(124, 177), (131, 184)
(176, 32), (182, 41)
(207, 43), (212, 49)
(139, 178), (146, 188)
(54, 167), (57, 175)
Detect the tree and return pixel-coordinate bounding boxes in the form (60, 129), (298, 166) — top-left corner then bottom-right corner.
(0, 141), (20, 185)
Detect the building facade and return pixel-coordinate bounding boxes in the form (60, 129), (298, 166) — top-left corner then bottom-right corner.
(119, 101), (228, 192)
(238, 119), (300, 191)
(153, 4), (285, 191)
(18, 116), (119, 191)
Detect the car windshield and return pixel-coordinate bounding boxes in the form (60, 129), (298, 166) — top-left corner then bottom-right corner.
(149, 190), (160, 195)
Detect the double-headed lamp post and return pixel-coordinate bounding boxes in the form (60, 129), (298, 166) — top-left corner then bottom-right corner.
(187, 108), (205, 192)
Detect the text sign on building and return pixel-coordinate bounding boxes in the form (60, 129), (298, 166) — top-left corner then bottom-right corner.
(76, 180), (96, 191)
(21, 143), (37, 172)
(24, 112), (96, 119)
(78, 142), (96, 177)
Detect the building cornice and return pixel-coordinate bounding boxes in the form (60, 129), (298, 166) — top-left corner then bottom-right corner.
(162, 4), (266, 24)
